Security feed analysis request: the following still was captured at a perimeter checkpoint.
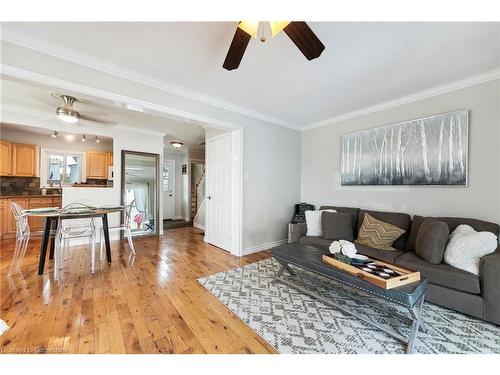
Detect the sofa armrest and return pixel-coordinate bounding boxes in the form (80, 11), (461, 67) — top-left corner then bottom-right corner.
(288, 223), (307, 243)
(480, 246), (500, 325)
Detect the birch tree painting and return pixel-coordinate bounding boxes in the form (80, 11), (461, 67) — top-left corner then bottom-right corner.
(341, 110), (468, 186)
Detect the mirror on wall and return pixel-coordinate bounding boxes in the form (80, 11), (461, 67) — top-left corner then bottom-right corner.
(121, 150), (160, 236)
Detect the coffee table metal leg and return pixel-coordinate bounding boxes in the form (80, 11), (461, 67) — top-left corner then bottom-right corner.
(274, 259), (296, 276)
(407, 294), (426, 353)
(272, 266), (286, 283)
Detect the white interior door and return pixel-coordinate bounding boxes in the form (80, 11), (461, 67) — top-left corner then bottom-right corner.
(206, 133), (232, 251)
(162, 160), (174, 220)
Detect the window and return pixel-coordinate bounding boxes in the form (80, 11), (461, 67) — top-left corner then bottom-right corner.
(162, 163), (170, 192)
(45, 152), (83, 186)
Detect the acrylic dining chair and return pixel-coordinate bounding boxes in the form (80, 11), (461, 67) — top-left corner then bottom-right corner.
(99, 200), (136, 257)
(8, 202), (31, 276)
(53, 202), (99, 280)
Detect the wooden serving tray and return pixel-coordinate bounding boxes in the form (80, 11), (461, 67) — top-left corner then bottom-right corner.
(322, 254), (420, 289)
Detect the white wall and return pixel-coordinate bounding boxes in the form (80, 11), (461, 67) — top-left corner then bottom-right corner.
(301, 79), (500, 224)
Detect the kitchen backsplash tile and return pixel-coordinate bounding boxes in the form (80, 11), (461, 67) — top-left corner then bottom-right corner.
(0, 176), (42, 196)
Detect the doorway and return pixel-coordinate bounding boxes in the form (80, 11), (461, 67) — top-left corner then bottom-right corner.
(162, 160), (175, 220)
(191, 161), (205, 229)
(121, 150), (160, 236)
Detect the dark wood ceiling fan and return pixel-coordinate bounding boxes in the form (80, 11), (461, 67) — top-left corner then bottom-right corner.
(223, 21), (325, 71)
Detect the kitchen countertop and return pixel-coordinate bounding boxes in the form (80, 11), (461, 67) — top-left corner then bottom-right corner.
(0, 194), (62, 199)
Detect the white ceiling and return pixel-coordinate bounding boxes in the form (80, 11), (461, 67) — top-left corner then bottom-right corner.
(2, 22), (499, 128)
(0, 76), (206, 152)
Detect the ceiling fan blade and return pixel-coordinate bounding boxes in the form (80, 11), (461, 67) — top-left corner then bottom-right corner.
(223, 26), (251, 71)
(283, 22), (325, 60)
(79, 114), (118, 126)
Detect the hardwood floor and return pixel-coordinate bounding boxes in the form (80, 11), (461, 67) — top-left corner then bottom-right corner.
(0, 227), (276, 354)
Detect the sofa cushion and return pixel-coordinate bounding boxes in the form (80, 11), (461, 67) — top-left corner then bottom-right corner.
(443, 225), (498, 275)
(415, 218), (449, 264)
(299, 236), (332, 251)
(322, 211), (354, 241)
(407, 215), (500, 252)
(394, 252), (481, 294)
(320, 206), (359, 234)
(355, 213), (406, 251)
(305, 209), (336, 236)
(354, 244), (404, 263)
(357, 209), (411, 250)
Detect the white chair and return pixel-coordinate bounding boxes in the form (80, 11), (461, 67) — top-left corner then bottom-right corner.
(8, 202), (31, 276)
(54, 203), (98, 280)
(99, 201), (136, 256)
(8, 202), (58, 276)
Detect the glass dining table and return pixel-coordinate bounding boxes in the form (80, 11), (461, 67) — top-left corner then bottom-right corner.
(25, 207), (124, 275)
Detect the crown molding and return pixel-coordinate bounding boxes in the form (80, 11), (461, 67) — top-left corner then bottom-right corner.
(1, 29), (301, 130)
(1, 64), (246, 133)
(302, 68), (500, 131)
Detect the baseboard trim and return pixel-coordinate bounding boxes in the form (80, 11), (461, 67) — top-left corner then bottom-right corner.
(240, 239), (288, 256)
(193, 222), (205, 230)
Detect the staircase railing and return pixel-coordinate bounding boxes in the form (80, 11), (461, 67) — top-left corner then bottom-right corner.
(193, 169), (205, 217)
(193, 195), (208, 227)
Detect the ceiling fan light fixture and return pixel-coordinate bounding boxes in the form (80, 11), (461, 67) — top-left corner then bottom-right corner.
(57, 107), (80, 123)
(270, 21), (290, 37)
(171, 141), (184, 148)
(238, 21), (259, 38)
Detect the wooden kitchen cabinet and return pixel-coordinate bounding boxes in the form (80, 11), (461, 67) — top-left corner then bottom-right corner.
(0, 200), (6, 238)
(86, 150), (108, 179)
(12, 143), (39, 177)
(106, 152), (113, 167)
(106, 152), (113, 179)
(0, 141), (12, 176)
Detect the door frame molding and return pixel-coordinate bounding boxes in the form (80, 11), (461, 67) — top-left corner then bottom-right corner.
(205, 129), (242, 256)
(162, 159), (176, 221)
(120, 149), (161, 238)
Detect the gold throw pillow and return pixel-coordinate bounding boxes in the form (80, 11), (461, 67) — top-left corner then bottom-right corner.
(355, 213), (405, 251)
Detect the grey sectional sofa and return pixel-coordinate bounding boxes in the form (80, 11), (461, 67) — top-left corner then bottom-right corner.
(289, 206), (500, 325)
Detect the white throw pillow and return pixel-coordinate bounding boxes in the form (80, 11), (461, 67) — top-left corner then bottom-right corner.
(305, 209), (336, 237)
(443, 224), (498, 275)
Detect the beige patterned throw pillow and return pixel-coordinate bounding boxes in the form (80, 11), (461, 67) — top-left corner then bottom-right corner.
(355, 213), (406, 251)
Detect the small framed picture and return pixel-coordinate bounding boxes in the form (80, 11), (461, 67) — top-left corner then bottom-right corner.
(182, 164), (187, 174)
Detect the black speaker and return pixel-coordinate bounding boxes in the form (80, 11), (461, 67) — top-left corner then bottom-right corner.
(291, 203), (315, 223)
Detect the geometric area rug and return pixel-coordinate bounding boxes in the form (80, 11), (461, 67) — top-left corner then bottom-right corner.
(198, 258), (500, 354)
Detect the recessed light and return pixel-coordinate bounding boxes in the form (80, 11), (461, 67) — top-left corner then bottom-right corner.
(65, 134), (74, 141)
(171, 141), (184, 148)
